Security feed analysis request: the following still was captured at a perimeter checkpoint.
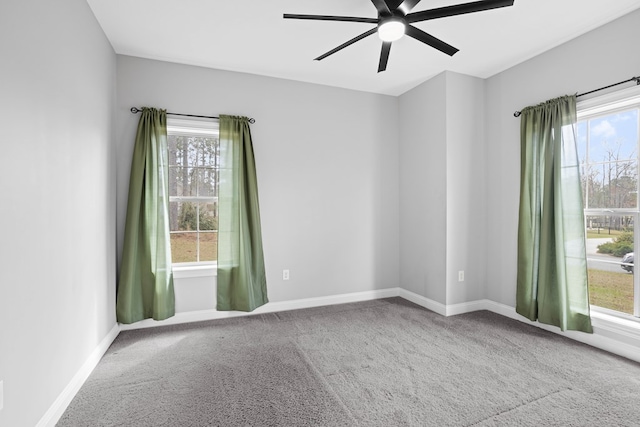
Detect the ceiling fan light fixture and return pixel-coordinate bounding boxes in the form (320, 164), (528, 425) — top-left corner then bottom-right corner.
(378, 18), (405, 42)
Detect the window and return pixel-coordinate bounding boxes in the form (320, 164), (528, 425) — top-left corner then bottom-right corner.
(167, 117), (219, 265)
(577, 86), (640, 317)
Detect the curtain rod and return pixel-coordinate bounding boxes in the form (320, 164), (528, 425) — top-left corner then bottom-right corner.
(513, 76), (640, 117)
(130, 107), (256, 124)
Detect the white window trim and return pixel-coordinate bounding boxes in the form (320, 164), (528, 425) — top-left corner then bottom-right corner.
(591, 304), (640, 322)
(577, 84), (640, 118)
(590, 308), (640, 344)
(167, 116), (219, 135)
(172, 263), (216, 279)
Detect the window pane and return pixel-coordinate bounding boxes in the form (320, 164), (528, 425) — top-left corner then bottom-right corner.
(199, 232), (217, 262)
(170, 232), (197, 263)
(199, 202), (217, 231)
(169, 166), (197, 197)
(197, 137), (219, 167)
(196, 168), (217, 197)
(168, 135), (179, 166)
(168, 135), (199, 167)
(579, 109), (639, 210)
(586, 215), (634, 314)
(588, 270), (634, 315)
(169, 201), (181, 232)
(583, 162), (604, 209)
(169, 166), (181, 197)
(170, 201), (198, 231)
(614, 161), (637, 209)
(577, 121), (587, 164)
(185, 137), (199, 167)
(588, 111), (638, 163)
(584, 161), (638, 209)
(169, 203), (217, 263)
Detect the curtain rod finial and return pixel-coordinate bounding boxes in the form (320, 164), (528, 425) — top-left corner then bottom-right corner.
(514, 111), (522, 117)
(131, 107), (141, 114)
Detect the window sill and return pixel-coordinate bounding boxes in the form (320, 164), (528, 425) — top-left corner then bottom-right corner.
(590, 306), (640, 340)
(172, 264), (216, 279)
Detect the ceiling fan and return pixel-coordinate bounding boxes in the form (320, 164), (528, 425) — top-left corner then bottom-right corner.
(284, 0), (515, 72)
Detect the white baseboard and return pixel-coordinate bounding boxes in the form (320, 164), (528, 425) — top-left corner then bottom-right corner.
(397, 289), (493, 317)
(120, 287), (402, 330)
(444, 299), (492, 316)
(398, 288), (447, 315)
(397, 289), (499, 317)
(36, 324), (120, 427)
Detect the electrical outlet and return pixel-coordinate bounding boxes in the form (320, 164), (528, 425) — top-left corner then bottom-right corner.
(1, 380), (4, 411)
(283, 270), (290, 280)
(458, 271), (465, 282)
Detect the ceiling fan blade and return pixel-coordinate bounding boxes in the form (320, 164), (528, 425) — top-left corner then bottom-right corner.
(407, 0), (514, 23)
(371, 0), (391, 15)
(397, 0), (422, 15)
(385, 0), (404, 9)
(315, 28), (378, 61)
(284, 14), (378, 24)
(378, 42), (392, 73)
(405, 25), (459, 56)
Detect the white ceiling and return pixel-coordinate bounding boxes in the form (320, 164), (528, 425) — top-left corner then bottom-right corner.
(87, 0), (640, 96)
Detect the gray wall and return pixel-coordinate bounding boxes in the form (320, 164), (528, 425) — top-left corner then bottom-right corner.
(116, 56), (401, 304)
(485, 9), (640, 307)
(398, 73), (448, 303)
(445, 72), (486, 305)
(398, 71), (486, 306)
(0, 0), (116, 426)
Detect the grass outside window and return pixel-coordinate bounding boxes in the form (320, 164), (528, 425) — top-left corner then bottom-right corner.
(170, 232), (218, 264)
(588, 269), (634, 315)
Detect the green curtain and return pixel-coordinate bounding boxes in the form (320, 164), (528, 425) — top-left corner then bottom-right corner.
(116, 107), (175, 324)
(217, 115), (268, 311)
(516, 95), (592, 333)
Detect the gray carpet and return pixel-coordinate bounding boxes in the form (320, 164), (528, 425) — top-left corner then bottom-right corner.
(58, 298), (640, 426)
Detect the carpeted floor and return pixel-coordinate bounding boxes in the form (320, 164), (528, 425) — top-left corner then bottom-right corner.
(58, 298), (640, 426)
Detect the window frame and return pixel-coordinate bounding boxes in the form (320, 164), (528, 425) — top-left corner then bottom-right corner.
(166, 116), (220, 268)
(577, 85), (640, 318)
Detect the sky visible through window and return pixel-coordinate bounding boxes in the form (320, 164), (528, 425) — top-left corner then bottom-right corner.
(578, 110), (639, 165)
(578, 109), (639, 211)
